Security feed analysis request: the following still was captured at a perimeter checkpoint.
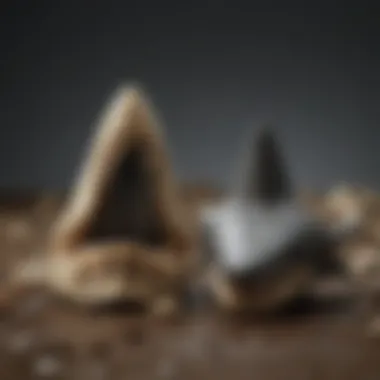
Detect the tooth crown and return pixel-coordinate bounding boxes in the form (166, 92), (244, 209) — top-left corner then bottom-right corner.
(28, 84), (197, 313)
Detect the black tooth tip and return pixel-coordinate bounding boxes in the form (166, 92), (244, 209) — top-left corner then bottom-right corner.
(236, 126), (293, 205)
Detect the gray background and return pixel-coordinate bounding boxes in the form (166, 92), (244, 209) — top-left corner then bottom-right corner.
(0, 1), (379, 191)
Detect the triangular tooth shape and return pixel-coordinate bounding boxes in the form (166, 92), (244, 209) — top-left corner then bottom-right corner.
(235, 126), (293, 204)
(50, 84), (194, 257)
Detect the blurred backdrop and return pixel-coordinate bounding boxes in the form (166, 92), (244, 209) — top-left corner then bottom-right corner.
(0, 1), (378, 191)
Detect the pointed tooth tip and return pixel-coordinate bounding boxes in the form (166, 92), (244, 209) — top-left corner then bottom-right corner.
(110, 82), (151, 108)
(99, 83), (159, 129)
(118, 82), (145, 97)
(258, 123), (276, 134)
(255, 125), (279, 144)
(237, 124), (292, 203)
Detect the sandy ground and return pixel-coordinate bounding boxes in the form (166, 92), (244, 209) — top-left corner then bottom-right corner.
(0, 190), (379, 380)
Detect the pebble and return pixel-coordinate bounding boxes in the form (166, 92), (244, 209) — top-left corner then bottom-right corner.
(180, 324), (210, 361)
(87, 362), (108, 380)
(5, 219), (31, 242)
(349, 246), (379, 277)
(89, 341), (110, 360)
(8, 330), (35, 354)
(16, 292), (50, 319)
(156, 358), (178, 379)
(33, 354), (62, 377)
(367, 316), (380, 338)
(124, 326), (144, 346)
(151, 296), (178, 319)
(0, 287), (12, 314)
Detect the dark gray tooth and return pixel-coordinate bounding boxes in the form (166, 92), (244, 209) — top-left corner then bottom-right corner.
(234, 126), (293, 205)
(201, 125), (344, 310)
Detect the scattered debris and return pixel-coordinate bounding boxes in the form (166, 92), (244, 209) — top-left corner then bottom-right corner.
(33, 353), (62, 377)
(8, 330), (36, 354)
(367, 316), (380, 338)
(2, 173), (380, 377)
(5, 218), (32, 243)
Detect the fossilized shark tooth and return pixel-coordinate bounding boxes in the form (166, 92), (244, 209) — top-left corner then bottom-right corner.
(13, 85), (197, 315)
(201, 127), (340, 313)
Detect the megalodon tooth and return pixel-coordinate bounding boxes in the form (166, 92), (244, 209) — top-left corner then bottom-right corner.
(13, 84), (197, 317)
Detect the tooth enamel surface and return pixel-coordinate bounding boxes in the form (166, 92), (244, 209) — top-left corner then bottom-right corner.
(208, 200), (310, 273)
